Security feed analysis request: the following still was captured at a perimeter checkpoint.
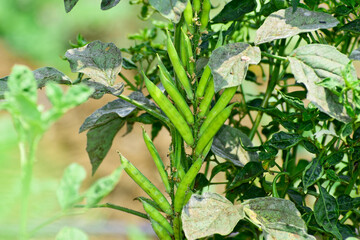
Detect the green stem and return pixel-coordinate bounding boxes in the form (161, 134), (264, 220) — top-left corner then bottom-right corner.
(272, 172), (290, 198)
(119, 72), (137, 91)
(97, 203), (149, 219)
(261, 52), (288, 61)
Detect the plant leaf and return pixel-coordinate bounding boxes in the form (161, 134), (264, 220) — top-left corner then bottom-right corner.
(314, 186), (342, 239)
(148, 0), (187, 23)
(339, 19), (360, 34)
(302, 158), (323, 192)
(255, 7), (339, 45)
(212, 0), (256, 23)
(288, 44), (357, 123)
(56, 227), (88, 240)
(291, 0), (300, 12)
(65, 40), (122, 85)
(349, 47), (360, 61)
(182, 192), (244, 240)
(82, 79), (123, 99)
(101, 0), (121, 10)
(79, 91), (155, 132)
(86, 166), (123, 207)
(64, 0), (80, 13)
(86, 117), (125, 175)
(57, 163), (86, 210)
(211, 125), (258, 167)
(227, 162), (263, 190)
(263, 222), (316, 240)
(268, 131), (302, 150)
(208, 43), (261, 93)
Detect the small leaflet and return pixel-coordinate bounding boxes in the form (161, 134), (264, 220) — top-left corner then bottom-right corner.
(288, 44), (357, 123)
(255, 7), (339, 45)
(148, 0), (187, 23)
(65, 40), (122, 86)
(182, 192), (244, 240)
(208, 43), (261, 93)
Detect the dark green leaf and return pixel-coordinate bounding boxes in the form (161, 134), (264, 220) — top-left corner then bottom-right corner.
(210, 162), (232, 181)
(278, 91), (305, 110)
(208, 43), (261, 93)
(194, 173), (210, 191)
(122, 57), (137, 70)
(302, 140), (319, 154)
(335, 5), (352, 16)
(340, 19), (360, 34)
(101, 0), (121, 10)
(268, 131), (302, 150)
(324, 152), (344, 166)
(292, 0), (300, 12)
(326, 169), (341, 182)
(148, 0), (187, 23)
(64, 0), (80, 13)
(314, 186), (341, 239)
(86, 166), (122, 206)
(86, 117), (125, 175)
(151, 121), (163, 140)
(65, 40), (122, 85)
(212, 0), (256, 23)
(337, 223), (356, 240)
(337, 195), (360, 212)
(212, 125), (258, 167)
(287, 189), (311, 214)
(302, 158), (323, 192)
(228, 162), (263, 190)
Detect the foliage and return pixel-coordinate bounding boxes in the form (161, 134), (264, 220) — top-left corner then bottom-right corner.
(1, 0), (360, 239)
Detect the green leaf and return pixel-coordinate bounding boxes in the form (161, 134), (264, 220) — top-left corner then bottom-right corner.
(101, 0), (121, 10)
(122, 57), (137, 70)
(324, 152), (344, 166)
(302, 158), (323, 192)
(212, 0), (256, 23)
(64, 0), (80, 13)
(65, 40), (122, 85)
(339, 19), (360, 34)
(182, 192), (244, 240)
(288, 44), (357, 123)
(56, 226), (88, 240)
(208, 43), (261, 93)
(86, 166), (123, 207)
(33, 67), (72, 88)
(255, 7), (339, 45)
(57, 163), (86, 210)
(80, 91), (155, 132)
(268, 131), (302, 150)
(337, 195), (360, 212)
(148, 0), (187, 23)
(264, 222), (316, 240)
(86, 117), (125, 175)
(278, 91), (305, 111)
(227, 162), (263, 190)
(82, 79), (124, 99)
(211, 125), (258, 167)
(302, 140), (319, 154)
(349, 47), (360, 61)
(292, 0), (300, 12)
(314, 186), (342, 239)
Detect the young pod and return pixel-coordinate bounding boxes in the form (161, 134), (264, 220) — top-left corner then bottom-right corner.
(166, 30), (193, 100)
(119, 154), (173, 216)
(199, 86), (237, 136)
(196, 65), (212, 100)
(140, 199), (174, 235)
(200, 0), (211, 32)
(174, 156), (203, 213)
(142, 128), (171, 194)
(158, 67), (194, 125)
(144, 75), (194, 146)
(156, 54), (172, 81)
(183, 0), (194, 33)
(150, 218), (173, 240)
(195, 103), (236, 157)
(180, 27), (195, 76)
(193, 0), (201, 13)
(198, 76), (214, 118)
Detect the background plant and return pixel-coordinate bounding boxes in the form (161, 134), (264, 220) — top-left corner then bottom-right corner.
(1, 0), (360, 239)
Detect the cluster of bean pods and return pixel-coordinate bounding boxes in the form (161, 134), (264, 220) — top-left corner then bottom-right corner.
(118, 1), (238, 239)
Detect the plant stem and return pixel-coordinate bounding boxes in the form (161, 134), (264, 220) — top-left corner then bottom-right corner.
(98, 203), (149, 219)
(261, 52), (288, 61)
(119, 72), (137, 91)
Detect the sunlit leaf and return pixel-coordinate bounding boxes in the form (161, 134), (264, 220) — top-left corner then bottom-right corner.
(288, 44), (357, 122)
(212, 0), (256, 23)
(182, 192), (244, 240)
(212, 125), (258, 167)
(65, 40), (122, 85)
(314, 186), (342, 239)
(208, 43), (261, 92)
(56, 226), (88, 240)
(255, 7), (338, 45)
(57, 163), (86, 210)
(148, 0), (187, 23)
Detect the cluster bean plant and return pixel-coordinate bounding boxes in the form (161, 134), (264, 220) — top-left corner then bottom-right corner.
(1, 0), (360, 239)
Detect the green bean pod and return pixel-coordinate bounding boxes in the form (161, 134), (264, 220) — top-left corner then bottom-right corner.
(195, 103), (236, 157)
(198, 76), (214, 118)
(180, 30), (188, 67)
(200, 0), (211, 32)
(193, 0), (201, 13)
(183, 0), (194, 33)
(196, 65), (212, 99)
(156, 54), (172, 81)
(166, 30), (193, 100)
(150, 218), (172, 240)
(119, 154), (173, 216)
(142, 129), (171, 194)
(199, 86), (237, 136)
(181, 27), (195, 77)
(144, 75), (194, 146)
(158, 67), (194, 125)
(174, 156), (203, 213)
(140, 199), (174, 235)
